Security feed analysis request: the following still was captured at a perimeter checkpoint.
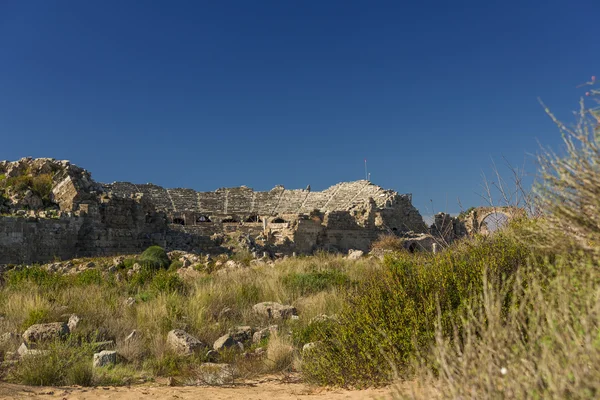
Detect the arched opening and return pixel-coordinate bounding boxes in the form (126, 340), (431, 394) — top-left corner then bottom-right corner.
(408, 242), (417, 253)
(392, 227), (398, 233)
(479, 212), (510, 235)
(196, 215), (211, 223)
(172, 217), (185, 225)
(271, 217), (287, 224)
(221, 217), (240, 224)
(245, 215), (262, 223)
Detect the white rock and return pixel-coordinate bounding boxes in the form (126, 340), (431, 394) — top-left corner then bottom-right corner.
(93, 350), (117, 368)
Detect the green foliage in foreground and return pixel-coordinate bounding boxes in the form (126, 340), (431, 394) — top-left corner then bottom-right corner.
(138, 246), (171, 270)
(282, 269), (352, 296)
(10, 339), (95, 386)
(301, 232), (531, 387)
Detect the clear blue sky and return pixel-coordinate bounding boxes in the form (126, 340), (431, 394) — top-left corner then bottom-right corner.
(1, 1), (598, 217)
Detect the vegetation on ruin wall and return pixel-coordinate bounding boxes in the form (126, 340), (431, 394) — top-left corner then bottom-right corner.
(0, 172), (54, 203)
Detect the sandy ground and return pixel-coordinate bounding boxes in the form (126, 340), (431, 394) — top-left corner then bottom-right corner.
(0, 377), (398, 400)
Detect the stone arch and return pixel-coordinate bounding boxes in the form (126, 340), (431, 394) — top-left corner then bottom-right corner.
(196, 215), (211, 223)
(464, 206), (525, 235)
(221, 216), (240, 224)
(245, 215), (262, 223)
(271, 217), (287, 224)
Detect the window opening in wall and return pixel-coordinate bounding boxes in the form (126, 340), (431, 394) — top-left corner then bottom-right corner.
(245, 215), (262, 223)
(197, 215), (211, 223)
(271, 217), (287, 223)
(222, 217), (239, 223)
(172, 217), (185, 225)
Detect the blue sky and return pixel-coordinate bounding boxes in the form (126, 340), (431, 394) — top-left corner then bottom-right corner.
(1, 1), (598, 217)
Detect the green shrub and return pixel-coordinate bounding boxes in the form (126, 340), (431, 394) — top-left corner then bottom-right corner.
(168, 260), (183, 271)
(31, 174), (53, 201)
(9, 340), (95, 386)
(301, 232), (530, 387)
(138, 246), (170, 270)
(5, 266), (67, 291)
(74, 269), (103, 286)
(282, 270), (352, 296)
(150, 270), (186, 294)
(21, 308), (50, 330)
(122, 257), (137, 269)
(4, 175), (33, 192)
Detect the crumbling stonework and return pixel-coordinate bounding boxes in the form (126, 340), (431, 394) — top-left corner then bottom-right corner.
(0, 158), (427, 264)
(429, 206), (525, 244)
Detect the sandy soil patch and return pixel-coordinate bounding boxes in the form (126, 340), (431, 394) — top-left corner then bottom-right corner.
(0, 377), (397, 400)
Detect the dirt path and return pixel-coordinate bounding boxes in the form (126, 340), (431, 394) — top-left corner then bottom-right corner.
(0, 378), (396, 400)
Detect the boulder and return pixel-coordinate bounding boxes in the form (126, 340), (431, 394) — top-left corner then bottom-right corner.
(302, 342), (319, 354)
(228, 326), (252, 342)
(252, 302), (297, 320)
(22, 322), (69, 344)
(0, 332), (17, 344)
(213, 334), (237, 351)
(252, 325), (278, 343)
(166, 329), (205, 356)
(93, 350), (117, 368)
(17, 342), (47, 358)
(67, 314), (80, 332)
(347, 249), (364, 260)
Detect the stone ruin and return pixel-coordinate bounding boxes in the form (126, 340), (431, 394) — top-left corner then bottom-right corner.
(0, 157), (429, 264)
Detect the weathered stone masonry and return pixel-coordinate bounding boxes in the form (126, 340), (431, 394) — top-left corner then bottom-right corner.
(0, 158), (427, 264)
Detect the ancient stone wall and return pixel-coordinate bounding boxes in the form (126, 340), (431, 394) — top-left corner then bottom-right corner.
(0, 158), (429, 263)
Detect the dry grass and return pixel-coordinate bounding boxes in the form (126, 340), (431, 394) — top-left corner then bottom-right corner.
(371, 234), (405, 251)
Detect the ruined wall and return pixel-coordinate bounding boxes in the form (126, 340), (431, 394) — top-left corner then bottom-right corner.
(0, 158), (430, 263)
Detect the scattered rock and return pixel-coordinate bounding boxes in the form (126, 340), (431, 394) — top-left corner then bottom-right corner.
(347, 249), (364, 260)
(252, 302), (297, 320)
(195, 363), (236, 386)
(124, 297), (136, 307)
(67, 314), (80, 332)
(213, 334), (237, 351)
(225, 260), (244, 269)
(252, 325), (278, 343)
(303, 342), (319, 354)
(206, 349), (219, 362)
(17, 342), (47, 357)
(93, 350), (117, 368)
(166, 329), (205, 356)
(228, 326), (252, 342)
(22, 322), (69, 344)
(0, 332), (17, 344)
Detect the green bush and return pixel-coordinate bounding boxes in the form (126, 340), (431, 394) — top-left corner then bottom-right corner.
(168, 260), (183, 271)
(9, 340), (95, 386)
(282, 270), (352, 296)
(138, 246), (170, 270)
(301, 232), (531, 387)
(21, 308), (50, 330)
(31, 174), (53, 201)
(74, 269), (103, 286)
(150, 270), (186, 294)
(5, 266), (67, 291)
(4, 175), (33, 192)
